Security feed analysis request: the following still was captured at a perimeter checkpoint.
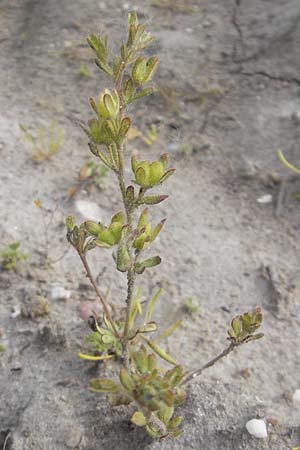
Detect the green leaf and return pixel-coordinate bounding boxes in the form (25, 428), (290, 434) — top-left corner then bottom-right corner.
(159, 168), (176, 184)
(145, 288), (162, 323)
(130, 87), (154, 104)
(119, 367), (135, 391)
(154, 320), (182, 343)
(129, 285), (143, 330)
(90, 378), (119, 393)
(143, 195), (168, 205)
(142, 338), (177, 365)
(119, 117), (131, 138)
(135, 256), (161, 274)
(116, 244), (131, 272)
(95, 58), (113, 77)
(131, 411), (147, 427)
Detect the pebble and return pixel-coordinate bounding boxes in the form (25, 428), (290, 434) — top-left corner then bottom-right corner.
(99, 1), (106, 9)
(11, 305), (21, 318)
(202, 19), (213, 28)
(38, 321), (67, 346)
(246, 419), (268, 438)
(236, 158), (258, 179)
(292, 389), (300, 406)
(77, 300), (104, 320)
(50, 284), (71, 301)
(256, 194), (272, 204)
(64, 429), (82, 448)
(75, 200), (102, 221)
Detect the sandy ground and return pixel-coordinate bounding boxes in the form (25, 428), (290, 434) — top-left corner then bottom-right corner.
(0, 0), (300, 449)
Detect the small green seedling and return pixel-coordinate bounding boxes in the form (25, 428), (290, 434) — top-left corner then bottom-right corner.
(0, 344), (5, 356)
(65, 13), (264, 440)
(183, 297), (199, 314)
(78, 62), (91, 78)
(0, 242), (28, 271)
(143, 124), (159, 146)
(20, 120), (64, 163)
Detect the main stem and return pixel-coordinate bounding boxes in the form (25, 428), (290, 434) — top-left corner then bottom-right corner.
(181, 342), (237, 385)
(79, 252), (122, 340)
(114, 64), (137, 341)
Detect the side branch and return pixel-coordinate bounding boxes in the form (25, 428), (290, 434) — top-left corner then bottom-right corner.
(78, 252), (122, 339)
(181, 342), (236, 386)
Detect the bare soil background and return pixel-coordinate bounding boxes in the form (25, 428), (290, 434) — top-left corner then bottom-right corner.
(0, 0), (300, 449)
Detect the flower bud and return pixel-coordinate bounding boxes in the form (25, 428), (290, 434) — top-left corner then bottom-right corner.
(131, 155), (174, 188)
(84, 221), (103, 237)
(132, 56), (159, 85)
(98, 89), (120, 119)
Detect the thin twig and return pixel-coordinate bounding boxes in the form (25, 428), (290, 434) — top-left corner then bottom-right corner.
(2, 432), (11, 450)
(181, 342), (236, 385)
(78, 252), (122, 340)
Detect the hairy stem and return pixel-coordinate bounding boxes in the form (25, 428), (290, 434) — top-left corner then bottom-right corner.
(114, 63), (138, 341)
(78, 251), (121, 339)
(181, 342), (237, 385)
(123, 268), (136, 338)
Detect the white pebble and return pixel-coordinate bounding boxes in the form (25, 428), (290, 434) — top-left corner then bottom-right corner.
(256, 194), (272, 204)
(50, 284), (71, 301)
(11, 305), (21, 318)
(75, 200), (102, 221)
(293, 389), (300, 406)
(246, 419), (268, 438)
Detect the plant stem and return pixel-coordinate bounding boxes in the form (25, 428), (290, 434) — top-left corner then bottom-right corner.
(123, 268), (136, 338)
(181, 342), (237, 386)
(78, 251), (121, 339)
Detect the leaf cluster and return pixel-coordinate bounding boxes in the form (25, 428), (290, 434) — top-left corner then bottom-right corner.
(0, 242), (28, 271)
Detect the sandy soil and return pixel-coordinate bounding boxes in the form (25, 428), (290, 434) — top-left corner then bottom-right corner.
(1, 0), (300, 449)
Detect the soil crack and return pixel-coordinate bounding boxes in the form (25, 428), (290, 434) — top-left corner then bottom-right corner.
(241, 70), (300, 87)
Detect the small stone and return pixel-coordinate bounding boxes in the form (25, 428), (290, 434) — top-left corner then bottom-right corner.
(11, 305), (21, 318)
(75, 200), (102, 221)
(202, 19), (213, 28)
(246, 419), (268, 438)
(77, 300), (105, 321)
(38, 321), (67, 346)
(64, 429), (82, 448)
(236, 157), (258, 179)
(292, 389), (300, 407)
(99, 1), (106, 9)
(122, 2), (130, 10)
(185, 28), (193, 34)
(50, 284), (71, 301)
(256, 194), (272, 204)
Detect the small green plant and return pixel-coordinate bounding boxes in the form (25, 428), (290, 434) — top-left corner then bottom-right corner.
(66, 13), (264, 440)
(183, 297), (199, 314)
(0, 242), (28, 271)
(20, 120), (64, 163)
(77, 62), (91, 78)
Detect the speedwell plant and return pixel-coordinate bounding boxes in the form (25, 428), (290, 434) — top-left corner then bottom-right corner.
(66, 13), (264, 440)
